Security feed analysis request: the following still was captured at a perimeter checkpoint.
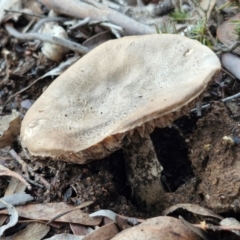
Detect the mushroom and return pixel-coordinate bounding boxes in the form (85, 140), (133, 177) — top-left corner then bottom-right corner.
(20, 34), (221, 210)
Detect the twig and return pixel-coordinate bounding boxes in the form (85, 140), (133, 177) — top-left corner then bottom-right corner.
(9, 149), (30, 177)
(215, 41), (240, 55)
(31, 17), (68, 33)
(22, 176), (44, 188)
(4, 9), (44, 18)
(5, 23), (89, 55)
(9, 149), (49, 189)
(68, 17), (90, 30)
(191, 92), (240, 113)
(39, 0), (155, 36)
(100, 22), (123, 38)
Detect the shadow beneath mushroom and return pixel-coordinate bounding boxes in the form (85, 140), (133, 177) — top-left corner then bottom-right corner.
(152, 126), (195, 193)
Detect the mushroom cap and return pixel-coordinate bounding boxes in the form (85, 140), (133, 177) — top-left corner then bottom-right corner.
(20, 34), (221, 163)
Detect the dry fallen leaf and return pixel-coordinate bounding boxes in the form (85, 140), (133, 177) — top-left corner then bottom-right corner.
(2, 222), (50, 240)
(82, 222), (119, 240)
(0, 0), (21, 23)
(0, 110), (20, 148)
(162, 203), (223, 220)
(221, 53), (240, 79)
(217, 13), (240, 55)
(45, 233), (83, 240)
(0, 199), (18, 236)
(0, 202), (101, 226)
(83, 31), (113, 50)
(0, 193), (33, 209)
(112, 216), (200, 240)
(70, 223), (90, 236)
(220, 218), (240, 236)
(0, 164), (31, 190)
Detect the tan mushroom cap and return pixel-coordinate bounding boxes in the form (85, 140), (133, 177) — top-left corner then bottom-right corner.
(20, 34), (221, 163)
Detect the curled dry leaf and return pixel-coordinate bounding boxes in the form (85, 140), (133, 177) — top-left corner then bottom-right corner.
(0, 0), (21, 23)
(3, 222), (50, 240)
(70, 223), (90, 236)
(45, 233), (83, 240)
(162, 203), (223, 220)
(0, 164), (31, 190)
(0, 110), (21, 148)
(83, 31), (113, 50)
(221, 53), (240, 79)
(111, 216), (200, 240)
(89, 209), (117, 222)
(0, 199), (18, 237)
(217, 13), (240, 55)
(179, 216), (209, 240)
(22, 0), (43, 17)
(0, 193), (33, 209)
(220, 218), (240, 236)
(0, 202), (101, 226)
(82, 222), (119, 240)
(47, 201), (94, 225)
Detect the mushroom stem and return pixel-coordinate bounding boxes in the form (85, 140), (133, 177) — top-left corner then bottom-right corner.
(122, 131), (165, 210)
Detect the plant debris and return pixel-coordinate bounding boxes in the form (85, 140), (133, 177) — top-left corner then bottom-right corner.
(1, 0), (240, 239)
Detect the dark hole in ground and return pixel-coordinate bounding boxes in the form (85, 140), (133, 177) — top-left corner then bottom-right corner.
(151, 114), (200, 193)
(151, 127), (194, 192)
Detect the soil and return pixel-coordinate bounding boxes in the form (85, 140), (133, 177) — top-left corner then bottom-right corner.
(22, 101), (240, 219)
(1, 1), (240, 238)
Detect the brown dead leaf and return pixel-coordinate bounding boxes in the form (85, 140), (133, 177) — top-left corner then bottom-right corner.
(83, 31), (112, 50)
(82, 222), (119, 240)
(3, 222), (50, 240)
(0, 193), (33, 209)
(217, 13), (240, 55)
(70, 223), (90, 235)
(45, 233), (83, 240)
(0, 202), (101, 226)
(0, 164), (31, 190)
(0, 0), (22, 23)
(0, 199), (18, 236)
(22, 0), (43, 16)
(162, 203), (223, 220)
(0, 110), (21, 148)
(112, 216), (201, 240)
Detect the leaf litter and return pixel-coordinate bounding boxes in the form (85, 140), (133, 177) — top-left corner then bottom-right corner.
(1, 0), (240, 239)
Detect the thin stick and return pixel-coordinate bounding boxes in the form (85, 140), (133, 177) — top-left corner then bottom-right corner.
(5, 23), (89, 55)
(215, 41), (240, 55)
(69, 17), (90, 30)
(191, 92), (240, 113)
(31, 17), (68, 33)
(9, 149), (50, 189)
(4, 9), (44, 18)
